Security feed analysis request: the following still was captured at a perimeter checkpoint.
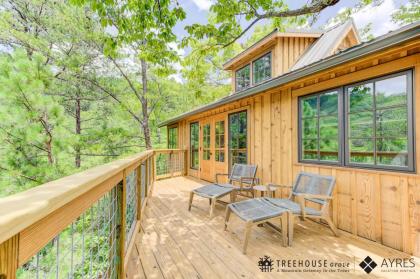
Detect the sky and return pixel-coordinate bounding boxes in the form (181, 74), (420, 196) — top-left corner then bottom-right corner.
(173, 0), (410, 50)
(168, 0), (410, 82)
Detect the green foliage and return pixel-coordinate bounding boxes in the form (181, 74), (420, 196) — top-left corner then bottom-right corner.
(182, 0), (340, 50)
(73, 0), (186, 66)
(0, 50), (68, 192)
(325, 0), (382, 41)
(392, 0), (420, 25)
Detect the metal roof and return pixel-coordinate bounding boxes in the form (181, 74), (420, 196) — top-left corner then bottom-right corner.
(223, 27), (323, 69)
(290, 19), (360, 71)
(159, 21), (420, 127)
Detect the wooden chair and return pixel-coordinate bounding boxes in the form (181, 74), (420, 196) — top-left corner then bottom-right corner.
(215, 163), (258, 197)
(224, 198), (290, 254)
(188, 164), (258, 218)
(266, 172), (338, 244)
(224, 172), (337, 253)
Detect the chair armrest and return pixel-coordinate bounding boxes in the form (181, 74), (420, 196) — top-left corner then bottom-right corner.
(215, 173), (230, 184)
(239, 176), (258, 188)
(294, 193), (332, 200)
(267, 184), (292, 189)
(295, 195), (307, 219)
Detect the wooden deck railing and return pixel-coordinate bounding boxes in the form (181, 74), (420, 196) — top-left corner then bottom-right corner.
(0, 149), (186, 278)
(154, 149), (187, 180)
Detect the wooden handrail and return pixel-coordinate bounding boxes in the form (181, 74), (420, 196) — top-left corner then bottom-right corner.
(154, 149), (185, 153)
(0, 148), (190, 278)
(0, 150), (153, 246)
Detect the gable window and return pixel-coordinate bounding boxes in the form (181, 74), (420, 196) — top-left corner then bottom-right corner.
(253, 52), (271, 84)
(299, 70), (414, 172)
(190, 122), (199, 170)
(167, 125), (178, 149)
(235, 64), (250, 92)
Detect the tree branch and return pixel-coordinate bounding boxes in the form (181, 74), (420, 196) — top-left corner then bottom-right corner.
(222, 0), (340, 47)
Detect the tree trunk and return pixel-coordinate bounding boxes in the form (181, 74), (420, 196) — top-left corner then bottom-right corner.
(43, 113), (54, 165)
(141, 59), (152, 150)
(75, 94), (81, 168)
(157, 125), (161, 144)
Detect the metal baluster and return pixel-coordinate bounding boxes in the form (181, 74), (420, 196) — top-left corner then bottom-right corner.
(70, 222), (74, 278)
(36, 251), (40, 279)
(56, 236), (60, 279)
(89, 206), (93, 277)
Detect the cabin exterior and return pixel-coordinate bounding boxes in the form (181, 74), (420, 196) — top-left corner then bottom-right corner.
(1, 21), (420, 279)
(160, 21), (420, 256)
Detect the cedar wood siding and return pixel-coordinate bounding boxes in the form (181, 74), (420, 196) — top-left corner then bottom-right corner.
(173, 40), (420, 254)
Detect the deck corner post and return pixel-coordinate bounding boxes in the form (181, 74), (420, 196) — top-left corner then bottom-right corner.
(183, 150), (188, 176)
(153, 152), (157, 181)
(119, 169), (127, 278)
(136, 163), (142, 221)
(0, 235), (19, 279)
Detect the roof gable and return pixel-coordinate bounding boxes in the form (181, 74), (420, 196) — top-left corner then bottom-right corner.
(159, 21), (420, 127)
(223, 28), (322, 70)
(290, 20), (361, 71)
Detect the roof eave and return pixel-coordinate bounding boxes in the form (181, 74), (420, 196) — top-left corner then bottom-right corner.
(159, 22), (420, 128)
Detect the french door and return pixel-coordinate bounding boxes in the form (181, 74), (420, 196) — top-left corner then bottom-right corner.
(200, 119), (214, 181)
(197, 110), (246, 182)
(213, 114), (228, 182)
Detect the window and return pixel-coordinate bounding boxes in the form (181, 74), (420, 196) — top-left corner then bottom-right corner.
(253, 52), (271, 84)
(345, 72), (413, 169)
(215, 121), (225, 162)
(235, 64), (250, 92)
(229, 111), (247, 169)
(300, 90), (341, 163)
(202, 124), (211, 160)
(299, 70), (414, 172)
(190, 122), (199, 169)
(167, 125), (178, 149)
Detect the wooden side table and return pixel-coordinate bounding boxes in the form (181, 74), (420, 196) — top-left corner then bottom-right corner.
(253, 184), (278, 198)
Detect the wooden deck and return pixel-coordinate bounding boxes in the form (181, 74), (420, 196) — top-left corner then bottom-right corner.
(127, 176), (420, 278)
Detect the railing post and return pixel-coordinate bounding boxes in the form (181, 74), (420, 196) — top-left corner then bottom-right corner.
(136, 163), (142, 221)
(153, 152), (157, 181)
(170, 151), (174, 178)
(150, 156), (153, 184)
(0, 235), (18, 279)
(119, 169), (127, 278)
(144, 159), (148, 200)
(184, 150), (188, 176)
(152, 155), (156, 183)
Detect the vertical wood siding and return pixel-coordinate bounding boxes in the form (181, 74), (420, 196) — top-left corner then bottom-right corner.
(175, 49), (420, 255)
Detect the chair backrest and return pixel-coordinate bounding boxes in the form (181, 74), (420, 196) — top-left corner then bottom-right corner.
(229, 164), (258, 184)
(291, 172), (336, 205)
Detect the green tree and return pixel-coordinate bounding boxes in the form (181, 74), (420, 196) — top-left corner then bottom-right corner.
(183, 0), (341, 49)
(0, 50), (67, 193)
(392, 0), (420, 25)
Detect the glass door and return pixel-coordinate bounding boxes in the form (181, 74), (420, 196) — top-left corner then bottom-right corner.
(214, 114), (227, 182)
(228, 111), (248, 170)
(190, 122), (199, 170)
(200, 119), (214, 181)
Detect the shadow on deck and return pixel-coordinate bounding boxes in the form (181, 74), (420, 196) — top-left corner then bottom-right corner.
(127, 176), (419, 279)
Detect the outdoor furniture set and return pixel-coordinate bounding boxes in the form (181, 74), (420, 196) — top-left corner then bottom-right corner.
(188, 164), (338, 254)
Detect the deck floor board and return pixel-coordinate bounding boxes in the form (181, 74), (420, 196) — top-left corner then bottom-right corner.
(128, 176), (420, 279)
